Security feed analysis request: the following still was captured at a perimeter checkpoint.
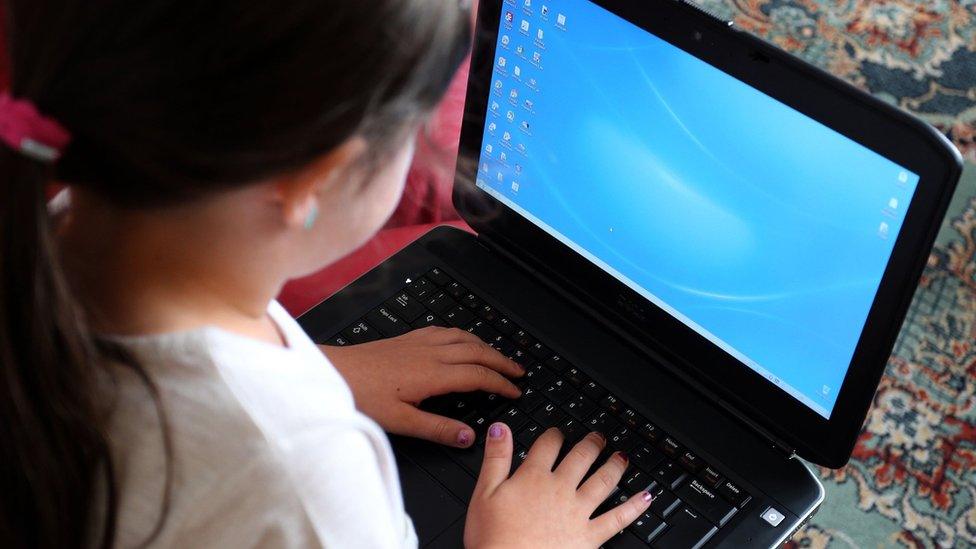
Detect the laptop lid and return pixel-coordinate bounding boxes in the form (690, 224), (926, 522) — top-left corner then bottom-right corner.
(452, 0), (962, 467)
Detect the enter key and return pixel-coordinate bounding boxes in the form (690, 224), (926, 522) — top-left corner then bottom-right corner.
(676, 478), (737, 526)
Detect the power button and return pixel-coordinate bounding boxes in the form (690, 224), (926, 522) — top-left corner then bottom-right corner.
(761, 507), (785, 527)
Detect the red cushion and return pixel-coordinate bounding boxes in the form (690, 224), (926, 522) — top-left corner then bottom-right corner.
(278, 221), (472, 317)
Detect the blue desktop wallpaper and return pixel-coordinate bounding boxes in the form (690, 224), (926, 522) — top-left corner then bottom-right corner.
(476, 0), (919, 417)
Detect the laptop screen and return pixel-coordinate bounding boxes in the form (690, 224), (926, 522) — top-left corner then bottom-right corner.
(474, 0), (920, 418)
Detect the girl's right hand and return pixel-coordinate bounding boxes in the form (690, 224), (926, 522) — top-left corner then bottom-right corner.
(464, 424), (653, 549)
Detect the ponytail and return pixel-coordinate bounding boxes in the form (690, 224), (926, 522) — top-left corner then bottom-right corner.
(0, 148), (116, 547)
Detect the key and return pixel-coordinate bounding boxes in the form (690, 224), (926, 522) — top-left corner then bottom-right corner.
(406, 277), (434, 299)
(477, 304), (499, 322)
(498, 406), (529, 432)
(639, 421), (664, 443)
(385, 291), (427, 322)
(461, 292), (482, 310)
(515, 422), (544, 448)
(492, 316), (517, 335)
(659, 436), (682, 459)
(679, 451), (703, 473)
(512, 329), (535, 348)
(603, 531), (648, 549)
(486, 333), (515, 355)
(323, 334), (350, 346)
(444, 306), (476, 328)
(341, 320), (380, 344)
(631, 443), (664, 472)
(608, 426), (638, 452)
(508, 348), (534, 368)
(426, 267), (452, 286)
(564, 367), (588, 388)
(425, 290), (458, 315)
(522, 363), (553, 389)
(650, 506), (717, 549)
(366, 306), (410, 337)
(558, 418), (588, 446)
(463, 411), (492, 439)
(544, 354), (568, 372)
(586, 410), (620, 435)
(630, 511), (666, 544)
(699, 466), (723, 489)
(563, 394), (598, 421)
(648, 485), (681, 518)
(467, 320), (501, 343)
(601, 394), (623, 415)
(512, 446), (530, 474)
(541, 378), (573, 404)
(618, 408), (641, 429)
(445, 281), (467, 298)
(651, 460), (687, 490)
(411, 312), (448, 329)
(425, 395), (473, 420)
(531, 402), (566, 428)
(622, 468), (653, 495)
(448, 445), (483, 476)
(676, 478), (737, 526)
(581, 380), (607, 401)
(527, 340), (550, 359)
(716, 479), (752, 508)
(516, 386), (545, 412)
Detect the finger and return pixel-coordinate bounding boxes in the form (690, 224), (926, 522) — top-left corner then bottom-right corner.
(393, 405), (477, 448)
(589, 490), (653, 544)
(521, 427), (564, 473)
(414, 326), (479, 346)
(554, 432), (606, 485)
(473, 422), (513, 497)
(577, 451), (629, 507)
(441, 341), (525, 379)
(434, 363), (522, 399)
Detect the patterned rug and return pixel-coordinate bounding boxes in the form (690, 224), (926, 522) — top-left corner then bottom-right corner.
(688, 0), (976, 545)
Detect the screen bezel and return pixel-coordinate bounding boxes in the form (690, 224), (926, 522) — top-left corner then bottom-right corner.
(453, 0), (962, 467)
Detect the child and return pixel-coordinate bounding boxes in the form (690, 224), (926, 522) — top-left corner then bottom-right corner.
(0, 1), (651, 547)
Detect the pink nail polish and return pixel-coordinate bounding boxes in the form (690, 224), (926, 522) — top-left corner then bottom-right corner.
(489, 423), (504, 439)
(642, 491), (653, 503)
(457, 429), (472, 446)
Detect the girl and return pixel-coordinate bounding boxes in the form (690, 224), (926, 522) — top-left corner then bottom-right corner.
(0, 1), (652, 547)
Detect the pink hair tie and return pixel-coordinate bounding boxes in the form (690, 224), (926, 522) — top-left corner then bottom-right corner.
(0, 92), (71, 163)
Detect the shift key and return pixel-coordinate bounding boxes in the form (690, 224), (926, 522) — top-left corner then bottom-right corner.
(676, 478), (737, 526)
(651, 506), (717, 549)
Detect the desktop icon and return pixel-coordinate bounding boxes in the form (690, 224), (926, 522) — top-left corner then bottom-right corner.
(521, 121), (530, 132)
(497, 171), (504, 182)
(524, 99), (534, 110)
(528, 77), (537, 88)
(556, 13), (566, 26)
(494, 79), (503, 90)
(501, 35), (510, 46)
(888, 197), (899, 210)
(515, 163), (522, 174)
(878, 222), (889, 239)
(491, 101), (500, 112)
(500, 152), (507, 162)
(537, 29), (544, 41)
(506, 110), (515, 122)
(511, 181), (520, 192)
(510, 89), (518, 100)
(505, 12), (514, 23)
(498, 56), (507, 67)
(516, 45), (525, 56)
(524, 0), (531, 7)
(532, 51), (541, 63)
(898, 171), (909, 184)
(480, 162), (488, 173)
(541, 5), (549, 16)
(514, 66), (522, 77)
(485, 144), (493, 154)
(520, 20), (530, 32)
(488, 122), (497, 132)
(503, 131), (512, 142)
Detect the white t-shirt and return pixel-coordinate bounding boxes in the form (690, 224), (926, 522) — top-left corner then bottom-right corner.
(101, 301), (417, 548)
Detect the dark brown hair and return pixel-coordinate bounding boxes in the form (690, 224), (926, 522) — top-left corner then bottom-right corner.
(0, 1), (470, 547)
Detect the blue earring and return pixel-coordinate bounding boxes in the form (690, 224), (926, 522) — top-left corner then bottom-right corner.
(303, 204), (319, 230)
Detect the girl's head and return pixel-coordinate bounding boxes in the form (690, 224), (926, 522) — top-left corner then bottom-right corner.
(0, 0), (469, 546)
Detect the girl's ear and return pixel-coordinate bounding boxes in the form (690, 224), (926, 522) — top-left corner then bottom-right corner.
(272, 137), (367, 229)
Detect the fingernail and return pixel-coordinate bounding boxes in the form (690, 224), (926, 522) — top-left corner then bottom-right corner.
(592, 431), (606, 443)
(457, 429), (473, 447)
(489, 423), (505, 439)
(617, 451), (629, 464)
(641, 491), (653, 503)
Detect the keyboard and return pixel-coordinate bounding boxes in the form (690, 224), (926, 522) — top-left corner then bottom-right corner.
(324, 266), (754, 549)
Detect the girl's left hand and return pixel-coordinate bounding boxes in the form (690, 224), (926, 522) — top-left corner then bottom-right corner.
(321, 327), (525, 448)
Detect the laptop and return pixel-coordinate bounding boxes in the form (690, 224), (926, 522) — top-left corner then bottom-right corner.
(298, 0), (962, 547)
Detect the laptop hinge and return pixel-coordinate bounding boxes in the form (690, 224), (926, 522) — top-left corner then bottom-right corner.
(476, 232), (800, 462)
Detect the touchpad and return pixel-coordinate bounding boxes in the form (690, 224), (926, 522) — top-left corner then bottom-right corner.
(395, 450), (466, 546)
